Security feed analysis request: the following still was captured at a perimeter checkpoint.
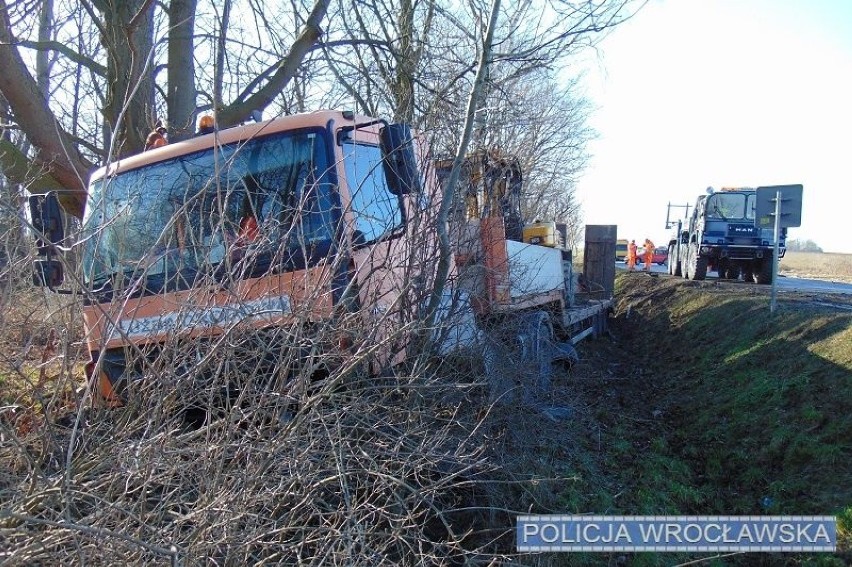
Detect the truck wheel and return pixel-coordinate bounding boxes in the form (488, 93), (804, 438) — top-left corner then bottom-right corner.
(742, 267), (754, 283)
(678, 247), (688, 279)
(666, 244), (681, 276)
(754, 258), (773, 284)
(482, 311), (554, 405)
(693, 255), (708, 280)
(687, 245), (707, 281)
(667, 245), (675, 275)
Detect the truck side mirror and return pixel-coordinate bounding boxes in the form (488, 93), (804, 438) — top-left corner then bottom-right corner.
(379, 124), (422, 195)
(33, 258), (64, 287)
(28, 192), (65, 255)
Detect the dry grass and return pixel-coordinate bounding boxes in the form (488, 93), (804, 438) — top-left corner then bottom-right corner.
(0, 265), (86, 440)
(780, 251), (852, 283)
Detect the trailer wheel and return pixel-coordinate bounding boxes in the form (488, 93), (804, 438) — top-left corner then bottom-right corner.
(482, 332), (516, 404)
(521, 311), (554, 399)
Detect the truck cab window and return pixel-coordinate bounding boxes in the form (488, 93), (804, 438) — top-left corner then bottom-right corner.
(342, 141), (403, 242)
(82, 129), (336, 288)
(707, 193), (748, 220)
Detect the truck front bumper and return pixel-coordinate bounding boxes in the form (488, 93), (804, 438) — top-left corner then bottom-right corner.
(699, 245), (786, 260)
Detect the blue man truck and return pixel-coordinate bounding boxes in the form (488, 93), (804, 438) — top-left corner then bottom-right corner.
(668, 187), (785, 284)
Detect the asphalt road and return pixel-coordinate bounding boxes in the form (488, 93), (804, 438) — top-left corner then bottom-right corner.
(615, 261), (852, 295)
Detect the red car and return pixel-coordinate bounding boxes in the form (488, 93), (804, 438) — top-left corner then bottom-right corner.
(636, 246), (668, 265)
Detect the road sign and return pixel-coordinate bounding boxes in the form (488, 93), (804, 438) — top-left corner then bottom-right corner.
(754, 184), (803, 228)
(754, 184), (803, 314)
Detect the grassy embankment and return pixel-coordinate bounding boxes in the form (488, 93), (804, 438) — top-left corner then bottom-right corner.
(508, 273), (851, 565)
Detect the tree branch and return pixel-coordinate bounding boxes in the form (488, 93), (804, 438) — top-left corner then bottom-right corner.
(18, 39), (107, 77)
(217, 0), (331, 127)
(0, 138), (64, 192)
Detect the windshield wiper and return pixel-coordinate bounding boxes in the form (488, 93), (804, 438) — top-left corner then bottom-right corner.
(712, 203), (728, 221)
(90, 267), (143, 289)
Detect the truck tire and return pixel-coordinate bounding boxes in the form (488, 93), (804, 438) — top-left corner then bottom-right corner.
(754, 258), (773, 284)
(686, 245), (707, 281)
(482, 311), (554, 405)
(693, 255), (708, 280)
(742, 267), (754, 283)
(668, 244), (682, 276)
(724, 265), (741, 280)
(520, 311), (554, 401)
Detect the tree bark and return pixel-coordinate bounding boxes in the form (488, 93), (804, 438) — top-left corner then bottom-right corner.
(36, 0), (54, 103)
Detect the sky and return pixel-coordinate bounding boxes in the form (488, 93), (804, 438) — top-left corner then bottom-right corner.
(572, 0), (852, 253)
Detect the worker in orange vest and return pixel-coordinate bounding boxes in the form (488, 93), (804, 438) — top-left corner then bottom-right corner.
(643, 238), (655, 271)
(627, 239), (638, 271)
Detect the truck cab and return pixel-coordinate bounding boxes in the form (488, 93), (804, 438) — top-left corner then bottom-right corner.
(32, 111), (436, 404)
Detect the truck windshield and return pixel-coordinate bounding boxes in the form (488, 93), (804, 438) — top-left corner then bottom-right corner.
(706, 193), (756, 221)
(82, 129), (336, 288)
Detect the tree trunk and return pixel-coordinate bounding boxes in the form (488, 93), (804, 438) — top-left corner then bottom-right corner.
(394, 0), (415, 123)
(0, 2), (91, 217)
(167, 0), (198, 142)
(424, 0), (502, 326)
(36, 0), (53, 103)
(100, 0), (156, 156)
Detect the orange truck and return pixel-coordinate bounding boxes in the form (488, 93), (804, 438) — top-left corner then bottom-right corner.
(28, 110), (611, 405)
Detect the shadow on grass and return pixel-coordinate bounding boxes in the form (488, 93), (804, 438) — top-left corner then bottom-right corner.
(545, 274), (852, 566)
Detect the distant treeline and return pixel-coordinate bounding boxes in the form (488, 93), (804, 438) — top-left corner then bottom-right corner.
(786, 239), (823, 253)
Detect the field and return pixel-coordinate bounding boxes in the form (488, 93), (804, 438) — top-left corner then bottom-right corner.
(779, 251), (852, 283)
